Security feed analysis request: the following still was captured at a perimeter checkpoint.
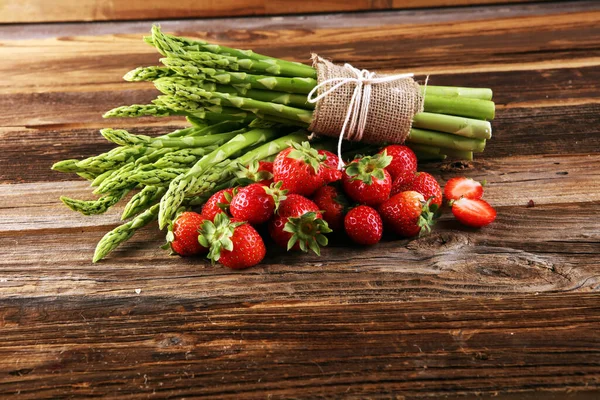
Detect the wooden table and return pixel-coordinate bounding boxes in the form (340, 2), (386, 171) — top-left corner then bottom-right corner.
(1, 1), (599, 398)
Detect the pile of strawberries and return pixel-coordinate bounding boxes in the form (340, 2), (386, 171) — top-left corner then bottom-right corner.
(167, 142), (496, 269)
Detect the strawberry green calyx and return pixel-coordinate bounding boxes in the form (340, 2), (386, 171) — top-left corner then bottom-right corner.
(283, 211), (332, 256)
(263, 181), (288, 211)
(417, 200), (439, 236)
(199, 213), (243, 263)
(287, 141), (326, 174)
(215, 187), (237, 216)
(235, 160), (273, 184)
(344, 151), (393, 185)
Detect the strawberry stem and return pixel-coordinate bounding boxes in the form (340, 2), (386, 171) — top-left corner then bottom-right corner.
(199, 213), (243, 263)
(286, 141), (326, 174)
(283, 211), (332, 255)
(344, 151), (392, 185)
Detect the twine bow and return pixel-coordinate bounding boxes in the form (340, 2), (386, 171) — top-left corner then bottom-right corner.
(307, 63), (414, 169)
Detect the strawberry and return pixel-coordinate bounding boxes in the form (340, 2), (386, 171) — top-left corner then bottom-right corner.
(378, 191), (437, 237)
(166, 211), (208, 256)
(451, 198), (496, 228)
(199, 213), (266, 269)
(380, 145), (417, 181)
(317, 150), (343, 184)
(235, 160), (274, 186)
(344, 205), (383, 245)
(443, 177), (484, 201)
(273, 142), (329, 196)
(312, 185), (348, 231)
(268, 194), (332, 255)
(230, 182), (287, 225)
(201, 188), (235, 221)
(392, 171), (442, 207)
(390, 170), (417, 196)
(342, 152), (392, 207)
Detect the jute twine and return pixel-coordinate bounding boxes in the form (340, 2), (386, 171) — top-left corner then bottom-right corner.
(307, 54), (425, 167)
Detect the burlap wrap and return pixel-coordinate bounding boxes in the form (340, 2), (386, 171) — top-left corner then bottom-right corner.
(308, 55), (424, 144)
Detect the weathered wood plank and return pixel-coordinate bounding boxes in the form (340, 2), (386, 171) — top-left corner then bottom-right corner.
(2, 1), (597, 41)
(0, 294), (598, 398)
(0, 0), (554, 24)
(2, 10), (600, 95)
(1, 196), (598, 300)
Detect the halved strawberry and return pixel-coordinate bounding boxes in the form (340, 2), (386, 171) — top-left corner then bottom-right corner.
(444, 177), (484, 201)
(451, 198), (496, 228)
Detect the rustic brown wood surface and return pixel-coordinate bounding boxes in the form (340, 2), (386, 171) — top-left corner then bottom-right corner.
(0, 0), (554, 24)
(0, 1), (599, 398)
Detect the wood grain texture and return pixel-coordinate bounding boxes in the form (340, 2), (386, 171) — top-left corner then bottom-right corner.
(3, 1), (594, 41)
(0, 294), (598, 398)
(0, 0), (553, 24)
(0, 1), (599, 398)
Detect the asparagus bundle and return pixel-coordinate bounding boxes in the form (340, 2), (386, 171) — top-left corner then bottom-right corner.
(53, 26), (496, 262)
(105, 26), (494, 162)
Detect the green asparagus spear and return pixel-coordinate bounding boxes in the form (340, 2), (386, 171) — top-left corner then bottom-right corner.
(103, 104), (179, 118)
(123, 66), (177, 82)
(129, 167), (187, 187)
(122, 186), (166, 220)
(93, 203), (160, 263)
(60, 187), (131, 216)
(52, 159), (82, 173)
(100, 128), (246, 148)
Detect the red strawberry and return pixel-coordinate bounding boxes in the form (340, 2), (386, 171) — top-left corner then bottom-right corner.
(167, 212), (208, 256)
(342, 152), (392, 207)
(444, 177), (484, 201)
(312, 185), (348, 231)
(201, 188), (235, 221)
(378, 191), (437, 237)
(390, 170), (417, 196)
(318, 150), (343, 184)
(273, 142), (328, 196)
(393, 171), (442, 207)
(268, 194), (332, 255)
(344, 205), (383, 245)
(236, 160), (274, 186)
(199, 214), (266, 269)
(380, 145), (417, 181)
(230, 182), (287, 225)
(451, 198), (496, 228)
